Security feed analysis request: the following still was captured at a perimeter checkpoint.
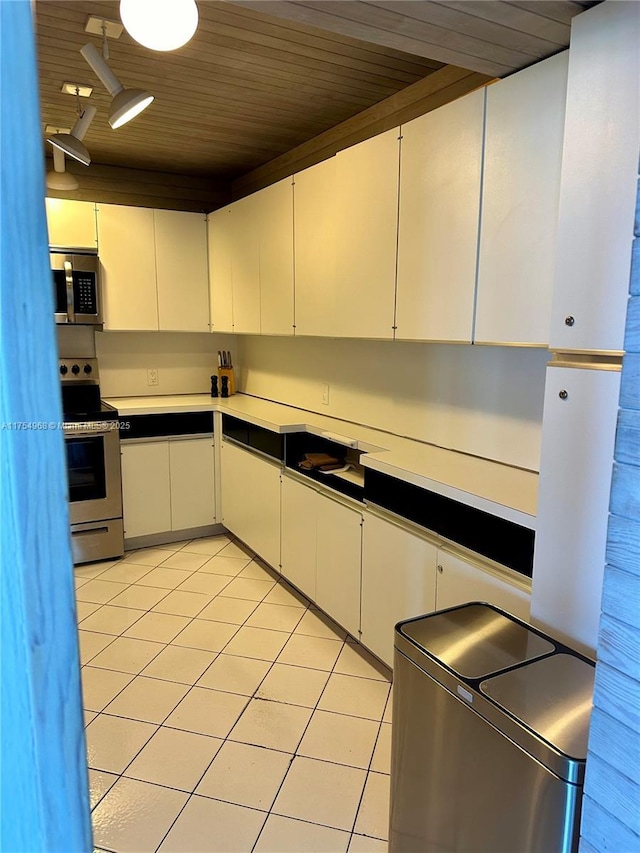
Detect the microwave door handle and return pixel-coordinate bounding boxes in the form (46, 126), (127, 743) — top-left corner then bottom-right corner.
(64, 260), (75, 322)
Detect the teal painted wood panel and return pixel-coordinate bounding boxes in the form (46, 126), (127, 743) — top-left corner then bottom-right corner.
(605, 513), (640, 574)
(588, 709), (640, 784)
(614, 409), (640, 467)
(624, 294), (640, 350)
(601, 565), (640, 628)
(591, 662), (640, 747)
(581, 797), (640, 853)
(619, 352), (640, 409)
(609, 463), (640, 519)
(630, 240), (639, 295)
(597, 613), (640, 680)
(0, 1), (92, 850)
(583, 756), (640, 836)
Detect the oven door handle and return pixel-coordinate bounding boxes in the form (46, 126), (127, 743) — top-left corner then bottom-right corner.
(64, 260), (75, 323)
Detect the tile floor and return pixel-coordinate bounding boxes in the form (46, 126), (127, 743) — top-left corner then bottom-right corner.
(75, 534), (393, 853)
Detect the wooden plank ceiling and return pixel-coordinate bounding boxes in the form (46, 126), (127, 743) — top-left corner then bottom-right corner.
(35, 0), (595, 210)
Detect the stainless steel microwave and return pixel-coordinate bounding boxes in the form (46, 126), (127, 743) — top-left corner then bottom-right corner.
(51, 248), (103, 325)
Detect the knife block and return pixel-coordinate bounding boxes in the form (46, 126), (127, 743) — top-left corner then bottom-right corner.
(218, 367), (236, 396)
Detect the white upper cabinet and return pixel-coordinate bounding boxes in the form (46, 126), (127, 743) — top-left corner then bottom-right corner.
(98, 204), (158, 331)
(208, 206), (234, 333)
(154, 209), (209, 332)
(257, 178), (294, 336)
(550, 2), (640, 353)
(230, 194), (261, 334)
(294, 157), (338, 337)
(475, 53), (568, 347)
(45, 198), (98, 249)
(333, 129), (400, 339)
(396, 90), (484, 343)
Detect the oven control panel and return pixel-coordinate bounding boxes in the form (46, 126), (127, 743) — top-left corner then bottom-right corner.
(59, 357), (100, 383)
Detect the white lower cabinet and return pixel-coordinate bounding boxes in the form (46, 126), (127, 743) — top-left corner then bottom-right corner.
(361, 512), (438, 667)
(281, 475), (317, 600)
(220, 440), (281, 569)
(436, 550), (531, 621)
(121, 437), (215, 539)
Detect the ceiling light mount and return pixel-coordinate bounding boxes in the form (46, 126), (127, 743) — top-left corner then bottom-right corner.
(61, 82), (93, 98)
(85, 16), (124, 39)
(81, 42), (154, 129)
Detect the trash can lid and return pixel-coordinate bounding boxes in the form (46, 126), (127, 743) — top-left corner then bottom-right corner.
(399, 603), (554, 680)
(480, 653), (595, 759)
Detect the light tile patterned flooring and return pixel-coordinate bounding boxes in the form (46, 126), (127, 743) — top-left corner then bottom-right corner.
(75, 534), (392, 853)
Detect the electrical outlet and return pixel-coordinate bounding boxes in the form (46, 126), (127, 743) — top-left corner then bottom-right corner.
(147, 368), (159, 387)
(321, 383), (330, 405)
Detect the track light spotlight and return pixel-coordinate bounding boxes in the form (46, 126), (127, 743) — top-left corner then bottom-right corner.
(48, 104), (97, 166)
(81, 42), (154, 129)
(46, 147), (80, 191)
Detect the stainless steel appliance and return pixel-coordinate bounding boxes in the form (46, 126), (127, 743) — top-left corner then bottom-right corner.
(390, 603), (595, 853)
(51, 248), (102, 326)
(61, 357), (124, 564)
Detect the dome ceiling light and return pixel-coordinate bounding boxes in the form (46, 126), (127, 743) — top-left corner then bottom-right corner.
(119, 0), (199, 52)
(80, 42), (154, 129)
(47, 147), (80, 191)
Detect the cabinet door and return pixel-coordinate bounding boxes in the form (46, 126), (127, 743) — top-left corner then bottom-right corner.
(361, 512), (437, 667)
(208, 207), (234, 332)
(97, 204), (158, 331)
(436, 551), (530, 621)
(475, 53), (568, 346)
(396, 90), (483, 343)
(281, 475), (317, 599)
(45, 198), (97, 249)
(257, 178), (294, 336)
(220, 440), (281, 569)
(315, 494), (362, 637)
(531, 366), (621, 653)
(230, 195), (261, 334)
(333, 130), (399, 339)
(550, 2), (639, 353)
(155, 210), (209, 332)
(169, 437), (215, 531)
(293, 157), (337, 337)
(121, 441), (171, 538)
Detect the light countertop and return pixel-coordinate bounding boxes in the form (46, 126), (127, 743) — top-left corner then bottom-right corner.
(106, 393), (538, 525)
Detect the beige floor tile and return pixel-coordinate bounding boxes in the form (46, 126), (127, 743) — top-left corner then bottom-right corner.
(383, 689), (393, 724)
(88, 769), (119, 809)
(296, 609), (347, 641)
(256, 663), (329, 709)
(370, 724), (392, 775)
(262, 584), (307, 608)
(104, 675), (189, 723)
(229, 698), (312, 753)
(84, 710), (97, 727)
(81, 666), (134, 712)
(255, 814), (350, 853)
(197, 741), (292, 810)
(223, 625), (290, 661)
(75, 576), (89, 590)
(97, 563), (156, 585)
(334, 643), (391, 682)
(220, 577), (276, 602)
(85, 714), (157, 773)
(123, 612), (191, 643)
(78, 605), (146, 637)
(92, 777), (188, 853)
(108, 584), (171, 611)
(198, 554), (251, 576)
(136, 566), (193, 589)
(152, 589), (212, 617)
(125, 727), (223, 792)
(180, 535), (231, 556)
(76, 601), (101, 621)
(142, 645), (217, 685)
(246, 602), (305, 633)
(239, 561), (278, 582)
(171, 619), (238, 653)
(89, 636), (165, 674)
(78, 630), (117, 665)
(198, 596), (258, 625)
(155, 540), (188, 550)
(354, 773), (390, 840)
(218, 541), (254, 560)
(123, 547), (175, 567)
(197, 653), (271, 696)
(75, 560), (119, 579)
(75, 579), (130, 605)
(176, 571), (234, 596)
(299, 710), (379, 770)
(318, 674), (391, 721)
(277, 634), (343, 671)
(158, 795), (266, 853)
(160, 551), (211, 571)
(165, 687), (249, 738)
(273, 756), (366, 832)
(349, 834), (388, 852)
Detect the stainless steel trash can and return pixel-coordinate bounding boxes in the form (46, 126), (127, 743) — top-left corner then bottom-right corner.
(389, 603), (595, 853)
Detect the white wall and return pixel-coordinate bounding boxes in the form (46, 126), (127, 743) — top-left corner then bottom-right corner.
(96, 331), (235, 398)
(237, 336), (548, 471)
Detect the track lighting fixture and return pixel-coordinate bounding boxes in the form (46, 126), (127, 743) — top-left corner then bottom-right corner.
(46, 147), (80, 191)
(81, 42), (154, 129)
(120, 0), (198, 52)
(48, 104), (97, 167)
